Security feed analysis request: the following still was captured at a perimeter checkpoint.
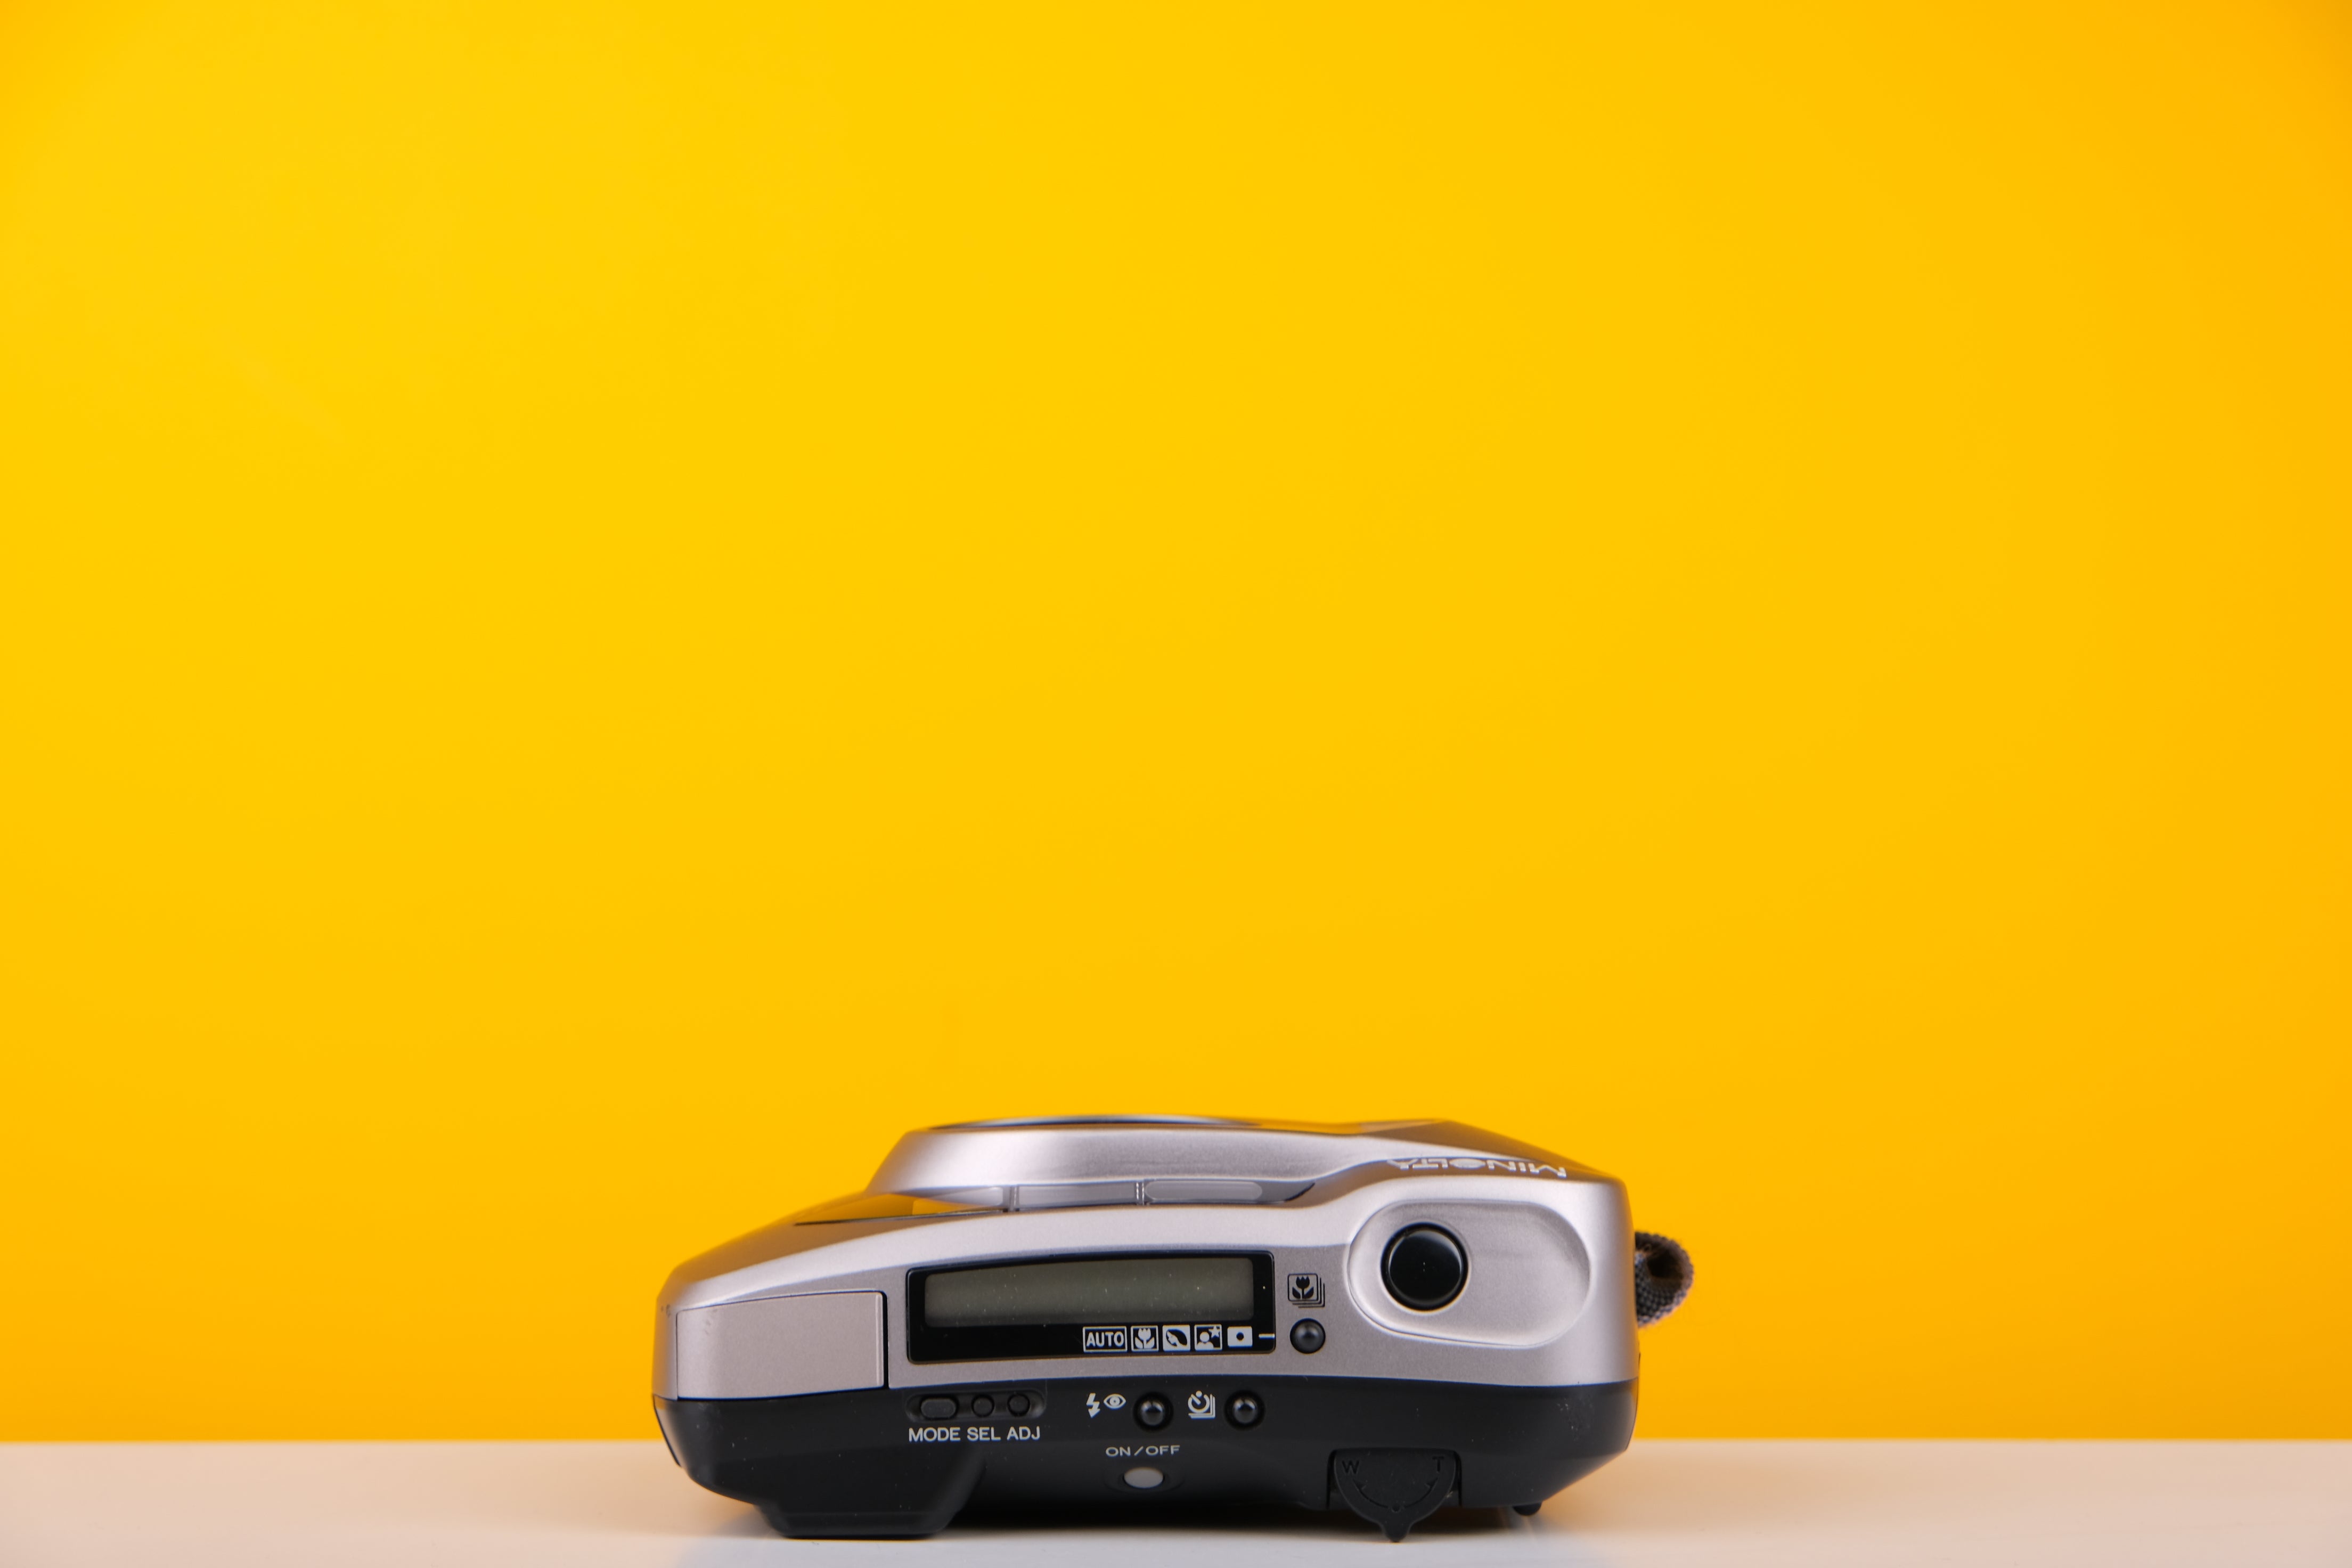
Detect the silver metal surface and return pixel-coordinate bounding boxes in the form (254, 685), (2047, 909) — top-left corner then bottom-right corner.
(865, 1118), (1600, 1195)
(1343, 1200), (1593, 1348)
(671, 1291), (885, 1400)
(1011, 1181), (1141, 1210)
(655, 1120), (1640, 1401)
(1142, 1179), (1289, 1204)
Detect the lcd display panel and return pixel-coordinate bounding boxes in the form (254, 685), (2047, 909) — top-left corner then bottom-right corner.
(924, 1255), (1255, 1327)
(905, 1252), (1278, 1361)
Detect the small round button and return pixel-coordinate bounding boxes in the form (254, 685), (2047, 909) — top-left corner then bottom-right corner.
(1135, 1393), (1171, 1430)
(1227, 1391), (1264, 1428)
(970, 1394), (993, 1417)
(1383, 1224), (1468, 1310)
(1123, 1466), (1165, 1490)
(1289, 1318), (1326, 1353)
(1006, 1393), (1030, 1416)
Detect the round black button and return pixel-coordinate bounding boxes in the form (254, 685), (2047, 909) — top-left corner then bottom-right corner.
(970, 1394), (993, 1417)
(1227, 1391), (1264, 1428)
(1289, 1318), (1326, 1353)
(1006, 1393), (1030, 1416)
(1382, 1225), (1468, 1310)
(1135, 1393), (1171, 1430)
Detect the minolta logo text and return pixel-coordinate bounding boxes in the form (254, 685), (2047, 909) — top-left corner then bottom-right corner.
(1385, 1156), (1571, 1179)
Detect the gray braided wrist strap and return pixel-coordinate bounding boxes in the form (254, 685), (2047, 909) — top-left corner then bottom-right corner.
(1632, 1231), (1694, 1326)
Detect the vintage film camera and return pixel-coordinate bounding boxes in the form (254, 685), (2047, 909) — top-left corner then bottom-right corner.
(654, 1116), (1692, 1539)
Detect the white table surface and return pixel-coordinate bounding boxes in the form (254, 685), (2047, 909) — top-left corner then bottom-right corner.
(3, 1440), (2346, 1566)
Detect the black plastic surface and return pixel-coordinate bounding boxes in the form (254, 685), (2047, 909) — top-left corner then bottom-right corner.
(657, 1374), (1636, 1539)
(1332, 1449), (1459, 1541)
(1381, 1227), (1469, 1311)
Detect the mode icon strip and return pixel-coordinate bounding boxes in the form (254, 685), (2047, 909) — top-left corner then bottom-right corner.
(1081, 1324), (1256, 1353)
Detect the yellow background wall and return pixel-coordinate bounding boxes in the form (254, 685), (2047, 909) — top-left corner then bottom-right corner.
(3, 1), (2348, 1441)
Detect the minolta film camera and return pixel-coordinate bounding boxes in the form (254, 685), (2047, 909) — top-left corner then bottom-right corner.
(654, 1117), (1692, 1540)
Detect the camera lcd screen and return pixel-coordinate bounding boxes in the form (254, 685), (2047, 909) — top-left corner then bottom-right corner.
(922, 1255), (1256, 1328)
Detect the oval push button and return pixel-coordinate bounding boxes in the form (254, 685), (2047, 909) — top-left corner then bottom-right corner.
(1123, 1466), (1165, 1490)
